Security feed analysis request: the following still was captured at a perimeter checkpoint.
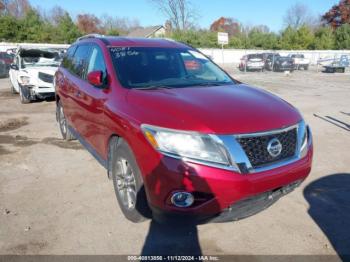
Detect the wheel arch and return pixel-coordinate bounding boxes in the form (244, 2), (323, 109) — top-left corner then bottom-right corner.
(107, 134), (121, 180)
(55, 94), (61, 122)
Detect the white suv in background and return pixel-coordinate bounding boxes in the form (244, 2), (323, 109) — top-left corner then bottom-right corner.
(9, 46), (66, 103)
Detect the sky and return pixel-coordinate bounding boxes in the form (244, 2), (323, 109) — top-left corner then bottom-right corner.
(29, 0), (338, 32)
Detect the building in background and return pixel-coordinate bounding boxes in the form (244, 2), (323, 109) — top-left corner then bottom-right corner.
(127, 25), (165, 38)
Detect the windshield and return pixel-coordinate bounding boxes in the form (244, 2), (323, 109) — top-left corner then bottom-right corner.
(248, 54), (263, 60)
(20, 49), (61, 68)
(109, 47), (234, 89)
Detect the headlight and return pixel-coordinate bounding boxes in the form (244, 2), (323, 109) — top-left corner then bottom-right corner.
(299, 121), (311, 158)
(19, 76), (30, 85)
(141, 124), (231, 166)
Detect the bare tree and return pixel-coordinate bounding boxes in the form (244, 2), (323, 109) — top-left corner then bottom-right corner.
(49, 6), (66, 26)
(0, 0), (30, 17)
(7, 0), (30, 18)
(283, 2), (316, 29)
(0, 0), (10, 14)
(100, 14), (141, 34)
(253, 24), (270, 33)
(150, 0), (196, 30)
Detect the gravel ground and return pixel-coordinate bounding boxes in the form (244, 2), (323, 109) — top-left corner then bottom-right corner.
(0, 67), (349, 258)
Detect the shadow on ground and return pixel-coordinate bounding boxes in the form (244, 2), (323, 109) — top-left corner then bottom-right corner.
(304, 173), (350, 260)
(141, 221), (202, 256)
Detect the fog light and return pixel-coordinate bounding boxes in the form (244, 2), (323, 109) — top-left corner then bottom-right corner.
(171, 192), (194, 208)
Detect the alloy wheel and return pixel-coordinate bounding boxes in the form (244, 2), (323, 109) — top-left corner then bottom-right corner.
(116, 158), (137, 210)
(59, 105), (67, 135)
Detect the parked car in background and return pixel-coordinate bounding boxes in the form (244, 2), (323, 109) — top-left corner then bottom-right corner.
(0, 59), (7, 78)
(239, 54), (265, 71)
(55, 35), (313, 223)
(265, 53), (294, 72)
(289, 54), (310, 70)
(9, 47), (62, 103)
(0, 51), (14, 76)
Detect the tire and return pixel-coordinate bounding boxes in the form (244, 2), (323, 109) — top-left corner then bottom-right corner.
(19, 86), (30, 104)
(11, 84), (17, 94)
(57, 100), (75, 141)
(110, 138), (151, 223)
(304, 65), (309, 70)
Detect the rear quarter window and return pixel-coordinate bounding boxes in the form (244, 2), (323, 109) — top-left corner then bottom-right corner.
(71, 45), (91, 79)
(62, 45), (77, 72)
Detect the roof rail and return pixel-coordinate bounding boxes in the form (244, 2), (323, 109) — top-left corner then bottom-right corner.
(162, 37), (176, 42)
(77, 34), (105, 42)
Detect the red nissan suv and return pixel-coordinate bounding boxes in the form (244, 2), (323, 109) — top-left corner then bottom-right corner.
(55, 35), (313, 223)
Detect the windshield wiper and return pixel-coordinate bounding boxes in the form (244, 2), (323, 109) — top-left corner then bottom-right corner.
(193, 82), (232, 87)
(133, 85), (173, 90)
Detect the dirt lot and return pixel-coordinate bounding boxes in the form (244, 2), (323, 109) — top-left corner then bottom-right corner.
(0, 67), (349, 258)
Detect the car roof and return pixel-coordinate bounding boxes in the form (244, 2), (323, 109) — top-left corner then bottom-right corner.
(77, 35), (190, 49)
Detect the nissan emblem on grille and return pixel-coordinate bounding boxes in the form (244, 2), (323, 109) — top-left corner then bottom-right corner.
(267, 138), (283, 158)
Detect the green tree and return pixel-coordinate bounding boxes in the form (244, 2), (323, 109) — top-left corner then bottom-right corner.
(334, 24), (350, 49)
(279, 26), (296, 49)
(248, 29), (280, 49)
(228, 36), (244, 49)
(198, 30), (218, 48)
(228, 32), (252, 49)
(296, 25), (315, 49)
(17, 8), (46, 42)
(105, 28), (120, 36)
(54, 12), (81, 43)
(280, 25), (314, 49)
(262, 33), (280, 49)
(0, 15), (20, 41)
(171, 30), (219, 48)
(313, 26), (335, 49)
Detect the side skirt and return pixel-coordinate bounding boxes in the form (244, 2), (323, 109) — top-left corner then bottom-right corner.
(68, 125), (108, 169)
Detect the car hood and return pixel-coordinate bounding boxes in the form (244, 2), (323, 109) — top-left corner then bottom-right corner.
(126, 84), (301, 134)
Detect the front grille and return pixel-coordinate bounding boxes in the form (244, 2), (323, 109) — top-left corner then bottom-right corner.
(237, 128), (297, 168)
(38, 72), (54, 83)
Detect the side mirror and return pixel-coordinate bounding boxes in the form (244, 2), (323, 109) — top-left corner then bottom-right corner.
(87, 70), (104, 87)
(10, 64), (18, 70)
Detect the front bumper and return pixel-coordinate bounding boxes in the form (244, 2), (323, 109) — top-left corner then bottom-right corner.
(152, 179), (303, 223)
(247, 64), (264, 70)
(276, 64), (294, 71)
(145, 147), (313, 223)
(21, 85), (55, 100)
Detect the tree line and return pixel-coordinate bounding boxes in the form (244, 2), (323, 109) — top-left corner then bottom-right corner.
(170, 1), (350, 50)
(172, 23), (350, 50)
(0, 0), (141, 43)
(0, 0), (349, 50)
